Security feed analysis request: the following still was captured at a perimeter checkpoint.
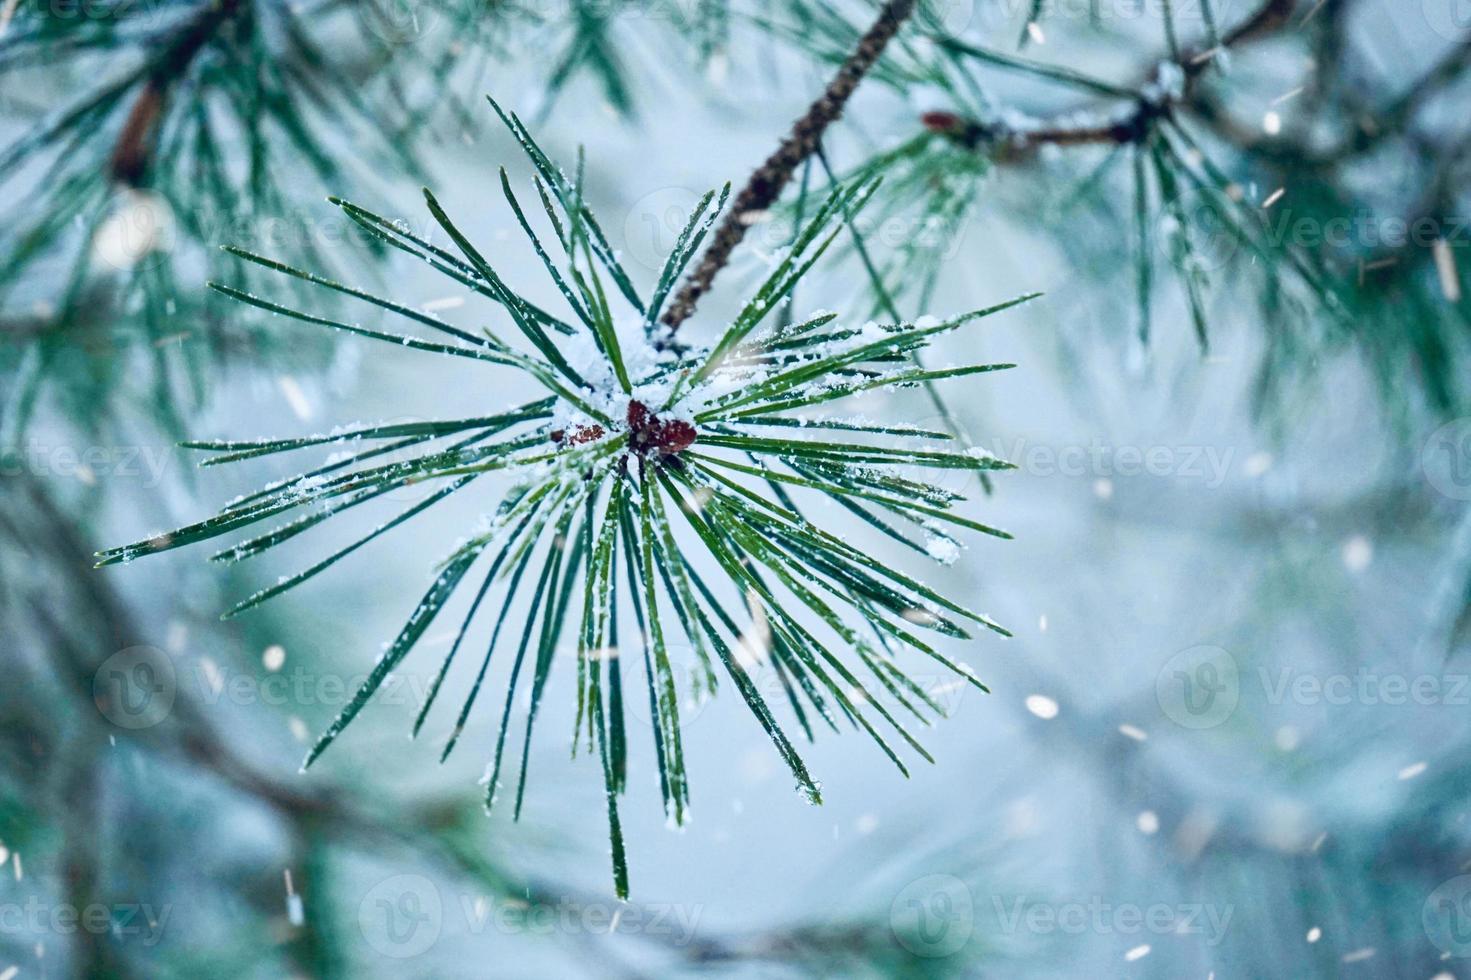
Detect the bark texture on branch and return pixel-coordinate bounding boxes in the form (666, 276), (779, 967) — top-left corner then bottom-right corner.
(109, 0), (243, 185)
(924, 0), (1299, 155)
(660, 0), (917, 333)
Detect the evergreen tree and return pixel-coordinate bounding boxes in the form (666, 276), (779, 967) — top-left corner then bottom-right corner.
(2, 0), (1468, 975)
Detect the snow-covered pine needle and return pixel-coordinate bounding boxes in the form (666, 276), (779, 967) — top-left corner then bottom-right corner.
(98, 99), (1034, 898)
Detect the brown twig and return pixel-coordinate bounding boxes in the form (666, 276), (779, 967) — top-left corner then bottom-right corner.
(659, 0), (917, 334)
(925, 0), (1298, 155)
(1218, 0), (1296, 48)
(109, 0), (244, 185)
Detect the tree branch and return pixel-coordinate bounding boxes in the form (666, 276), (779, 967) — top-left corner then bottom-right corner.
(659, 0), (916, 334)
(109, 0), (244, 185)
(924, 0), (1297, 154)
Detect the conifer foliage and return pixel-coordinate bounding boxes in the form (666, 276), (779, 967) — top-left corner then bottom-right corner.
(99, 99), (1032, 895)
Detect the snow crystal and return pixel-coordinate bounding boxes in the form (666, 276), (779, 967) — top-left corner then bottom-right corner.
(999, 106), (1044, 134)
(1341, 535), (1372, 572)
(277, 376), (313, 421)
(1024, 694), (1059, 719)
(284, 870), (304, 926)
(925, 535), (960, 565)
(1141, 71), (1180, 112)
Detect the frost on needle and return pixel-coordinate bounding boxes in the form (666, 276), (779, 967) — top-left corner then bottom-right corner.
(97, 97), (1036, 898)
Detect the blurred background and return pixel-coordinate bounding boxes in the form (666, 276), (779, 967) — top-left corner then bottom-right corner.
(3, 0), (1470, 975)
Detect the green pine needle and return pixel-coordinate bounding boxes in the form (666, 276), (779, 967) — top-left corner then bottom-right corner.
(99, 101), (1034, 898)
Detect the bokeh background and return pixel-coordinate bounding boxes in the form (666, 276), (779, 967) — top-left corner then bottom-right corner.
(4, 0), (1471, 976)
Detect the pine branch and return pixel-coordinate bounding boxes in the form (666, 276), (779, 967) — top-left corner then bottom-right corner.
(930, 0), (1297, 153)
(100, 102), (1031, 896)
(109, 0), (246, 185)
(1219, 0), (1296, 48)
(659, 0), (917, 334)
(22, 469), (904, 974)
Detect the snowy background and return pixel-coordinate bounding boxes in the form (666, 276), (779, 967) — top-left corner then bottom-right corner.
(4, 0), (1471, 976)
